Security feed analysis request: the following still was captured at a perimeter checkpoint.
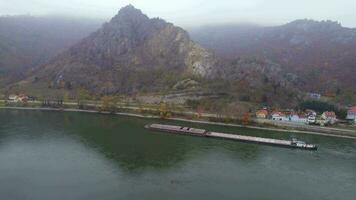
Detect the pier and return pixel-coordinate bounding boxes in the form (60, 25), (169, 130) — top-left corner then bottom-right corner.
(146, 124), (318, 150)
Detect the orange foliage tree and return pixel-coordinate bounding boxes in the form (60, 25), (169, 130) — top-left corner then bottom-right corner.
(242, 112), (250, 125)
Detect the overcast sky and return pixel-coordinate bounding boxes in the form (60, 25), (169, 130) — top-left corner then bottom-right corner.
(1, 0), (355, 28)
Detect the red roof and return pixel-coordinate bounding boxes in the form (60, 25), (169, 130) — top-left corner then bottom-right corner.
(272, 111), (285, 116)
(256, 110), (268, 115)
(298, 114), (307, 119)
(348, 106), (356, 114)
(323, 111), (336, 118)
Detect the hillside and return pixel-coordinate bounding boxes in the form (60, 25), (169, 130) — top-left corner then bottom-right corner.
(0, 16), (102, 85)
(21, 5), (217, 95)
(5, 6), (306, 109)
(190, 20), (356, 104)
(5, 7), (350, 109)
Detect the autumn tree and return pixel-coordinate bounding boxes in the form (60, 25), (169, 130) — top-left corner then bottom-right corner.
(76, 88), (91, 108)
(159, 102), (171, 119)
(197, 105), (205, 119)
(100, 96), (118, 113)
(242, 112), (251, 125)
(62, 91), (70, 104)
(110, 96), (119, 113)
(101, 96), (111, 112)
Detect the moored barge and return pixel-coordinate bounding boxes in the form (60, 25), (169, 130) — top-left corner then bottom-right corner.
(145, 124), (318, 150)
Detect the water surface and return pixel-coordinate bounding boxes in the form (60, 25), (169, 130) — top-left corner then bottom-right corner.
(0, 110), (355, 199)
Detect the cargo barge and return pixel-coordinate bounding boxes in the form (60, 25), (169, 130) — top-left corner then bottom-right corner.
(145, 124), (318, 150)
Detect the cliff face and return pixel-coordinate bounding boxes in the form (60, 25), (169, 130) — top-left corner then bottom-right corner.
(29, 5), (216, 94)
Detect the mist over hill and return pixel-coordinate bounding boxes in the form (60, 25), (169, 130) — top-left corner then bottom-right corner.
(0, 15), (102, 85)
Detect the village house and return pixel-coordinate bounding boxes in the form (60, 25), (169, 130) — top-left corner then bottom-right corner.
(256, 109), (268, 119)
(305, 110), (317, 124)
(288, 113), (308, 124)
(260, 108), (340, 126)
(307, 115), (316, 124)
(321, 111), (337, 125)
(272, 110), (309, 124)
(8, 94), (19, 102)
(7, 94), (28, 103)
(346, 106), (356, 123)
(271, 112), (288, 121)
(308, 93), (321, 100)
(305, 109), (317, 116)
(270, 109), (317, 125)
(18, 94), (28, 102)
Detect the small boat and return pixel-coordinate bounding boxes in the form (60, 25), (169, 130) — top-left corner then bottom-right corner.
(291, 138), (318, 150)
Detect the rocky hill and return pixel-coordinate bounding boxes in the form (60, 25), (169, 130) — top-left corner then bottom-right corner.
(0, 16), (102, 85)
(190, 20), (356, 103)
(6, 7), (353, 107)
(24, 5), (217, 94)
(8, 6), (305, 108)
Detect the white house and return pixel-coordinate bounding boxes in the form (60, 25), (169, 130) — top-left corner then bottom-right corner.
(288, 114), (308, 124)
(308, 93), (321, 100)
(307, 115), (316, 124)
(321, 111), (337, 125)
(7, 94), (28, 103)
(306, 109), (317, 117)
(346, 106), (356, 123)
(304, 110), (317, 124)
(272, 112), (288, 121)
(8, 95), (19, 102)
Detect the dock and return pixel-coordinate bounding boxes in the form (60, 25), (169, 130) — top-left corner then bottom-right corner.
(145, 124), (318, 150)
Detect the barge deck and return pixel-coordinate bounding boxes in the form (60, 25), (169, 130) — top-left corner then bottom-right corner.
(145, 124), (318, 150)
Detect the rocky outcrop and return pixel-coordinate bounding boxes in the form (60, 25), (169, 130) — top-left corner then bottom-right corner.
(29, 5), (217, 94)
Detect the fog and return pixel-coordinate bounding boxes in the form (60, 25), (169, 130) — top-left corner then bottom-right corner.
(1, 0), (355, 27)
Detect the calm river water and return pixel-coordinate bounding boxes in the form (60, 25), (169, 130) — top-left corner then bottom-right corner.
(0, 109), (355, 200)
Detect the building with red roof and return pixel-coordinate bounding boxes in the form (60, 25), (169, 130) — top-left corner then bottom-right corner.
(256, 109), (268, 119)
(271, 111), (288, 121)
(346, 106), (356, 122)
(321, 111), (337, 124)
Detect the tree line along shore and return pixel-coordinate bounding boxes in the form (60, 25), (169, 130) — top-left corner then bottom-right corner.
(1, 98), (355, 140)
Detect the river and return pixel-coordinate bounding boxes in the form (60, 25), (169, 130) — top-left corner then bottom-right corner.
(0, 109), (355, 200)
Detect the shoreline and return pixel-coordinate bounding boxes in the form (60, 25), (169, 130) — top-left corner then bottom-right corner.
(1, 106), (356, 140)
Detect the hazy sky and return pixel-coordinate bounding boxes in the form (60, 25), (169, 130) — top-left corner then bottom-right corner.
(1, 0), (355, 27)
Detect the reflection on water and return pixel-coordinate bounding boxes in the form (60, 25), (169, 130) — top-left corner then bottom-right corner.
(0, 110), (355, 200)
